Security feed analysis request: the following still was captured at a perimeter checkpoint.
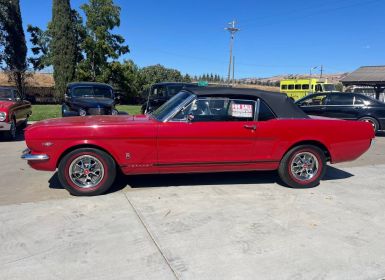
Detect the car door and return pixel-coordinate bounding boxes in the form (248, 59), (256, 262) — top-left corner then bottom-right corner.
(157, 97), (259, 173)
(297, 94), (328, 116)
(324, 94), (355, 119)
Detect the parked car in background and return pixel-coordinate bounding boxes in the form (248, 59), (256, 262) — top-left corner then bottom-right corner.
(22, 87), (374, 196)
(0, 87), (32, 140)
(62, 82), (119, 117)
(296, 92), (385, 133)
(141, 82), (197, 113)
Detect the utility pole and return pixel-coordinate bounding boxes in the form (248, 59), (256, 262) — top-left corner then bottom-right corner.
(232, 56), (235, 86)
(320, 65), (323, 78)
(225, 20), (239, 86)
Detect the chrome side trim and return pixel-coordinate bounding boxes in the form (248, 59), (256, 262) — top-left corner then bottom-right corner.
(21, 148), (49, 161)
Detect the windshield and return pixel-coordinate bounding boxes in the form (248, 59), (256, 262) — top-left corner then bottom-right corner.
(323, 84), (336, 92)
(151, 91), (194, 121)
(71, 87), (113, 98)
(0, 89), (15, 101)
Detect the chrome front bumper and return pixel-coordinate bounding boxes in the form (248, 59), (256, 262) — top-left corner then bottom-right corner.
(21, 148), (49, 161)
(0, 122), (11, 131)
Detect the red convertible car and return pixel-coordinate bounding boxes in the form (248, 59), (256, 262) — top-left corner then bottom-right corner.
(22, 87), (375, 196)
(0, 87), (32, 140)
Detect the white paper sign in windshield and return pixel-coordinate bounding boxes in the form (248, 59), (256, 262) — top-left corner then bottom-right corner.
(231, 104), (253, 118)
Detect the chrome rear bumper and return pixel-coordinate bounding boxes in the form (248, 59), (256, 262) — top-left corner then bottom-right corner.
(21, 148), (49, 161)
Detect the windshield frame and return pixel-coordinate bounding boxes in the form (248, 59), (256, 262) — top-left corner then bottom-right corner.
(150, 91), (196, 122)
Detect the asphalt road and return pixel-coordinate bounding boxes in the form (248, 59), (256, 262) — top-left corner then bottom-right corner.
(1, 131), (385, 279)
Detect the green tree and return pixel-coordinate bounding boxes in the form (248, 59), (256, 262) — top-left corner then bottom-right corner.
(27, 9), (85, 72)
(183, 74), (191, 83)
(77, 0), (129, 82)
(51, 0), (77, 101)
(139, 64), (184, 90)
(0, 0), (27, 96)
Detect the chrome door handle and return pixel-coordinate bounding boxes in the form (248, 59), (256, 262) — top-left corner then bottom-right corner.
(244, 124), (257, 130)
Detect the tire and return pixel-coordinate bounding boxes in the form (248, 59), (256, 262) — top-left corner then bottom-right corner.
(20, 115), (29, 129)
(4, 118), (17, 141)
(58, 148), (116, 196)
(359, 117), (379, 133)
(278, 145), (326, 188)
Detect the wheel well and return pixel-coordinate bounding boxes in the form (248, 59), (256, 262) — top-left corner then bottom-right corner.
(287, 140), (331, 162)
(57, 144), (118, 168)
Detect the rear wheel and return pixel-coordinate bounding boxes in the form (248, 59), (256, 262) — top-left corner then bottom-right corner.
(359, 117), (379, 133)
(278, 145), (326, 188)
(58, 148), (116, 196)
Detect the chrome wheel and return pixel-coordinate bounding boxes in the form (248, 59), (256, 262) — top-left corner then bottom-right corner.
(69, 155), (104, 188)
(290, 152), (319, 181)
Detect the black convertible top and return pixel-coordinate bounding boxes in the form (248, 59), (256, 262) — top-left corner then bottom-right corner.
(184, 87), (309, 119)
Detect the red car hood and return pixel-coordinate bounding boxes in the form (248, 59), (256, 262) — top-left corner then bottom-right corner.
(27, 114), (154, 130)
(0, 100), (16, 111)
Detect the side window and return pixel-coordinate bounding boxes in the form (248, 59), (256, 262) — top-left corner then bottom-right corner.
(315, 84), (322, 92)
(167, 85), (183, 97)
(288, 85), (294, 90)
(302, 84), (309, 90)
(354, 95), (371, 106)
(258, 100), (276, 121)
(152, 86), (166, 98)
(281, 85), (288, 90)
(327, 95), (354, 105)
(295, 84), (301, 90)
(298, 95), (327, 106)
(171, 98), (256, 122)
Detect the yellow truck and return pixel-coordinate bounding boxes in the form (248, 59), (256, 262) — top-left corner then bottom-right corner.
(280, 78), (336, 100)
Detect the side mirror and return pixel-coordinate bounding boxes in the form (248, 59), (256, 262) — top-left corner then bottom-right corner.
(115, 95), (121, 104)
(187, 114), (195, 122)
(64, 94), (70, 102)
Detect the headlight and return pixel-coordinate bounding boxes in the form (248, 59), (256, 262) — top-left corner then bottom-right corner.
(0, 112), (6, 122)
(79, 109), (87, 116)
(112, 109), (118, 115)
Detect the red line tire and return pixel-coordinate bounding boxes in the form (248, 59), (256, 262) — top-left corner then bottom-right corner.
(278, 145), (326, 188)
(58, 148), (116, 196)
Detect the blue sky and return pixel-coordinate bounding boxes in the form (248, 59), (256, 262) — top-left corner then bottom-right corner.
(20, 0), (385, 78)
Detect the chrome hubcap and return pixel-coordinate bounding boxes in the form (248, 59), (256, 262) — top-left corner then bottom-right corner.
(69, 155), (104, 188)
(290, 152), (319, 181)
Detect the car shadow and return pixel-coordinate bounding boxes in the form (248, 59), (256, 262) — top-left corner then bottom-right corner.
(0, 129), (25, 142)
(48, 165), (354, 193)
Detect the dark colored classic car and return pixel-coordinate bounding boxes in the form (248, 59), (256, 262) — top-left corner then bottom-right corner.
(62, 82), (119, 117)
(0, 87), (32, 140)
(22, 87), (374, 196)
(141, 82), (197, 113)
(296, 92), (385, 133)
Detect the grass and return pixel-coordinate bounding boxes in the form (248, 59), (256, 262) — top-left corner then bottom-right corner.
(30, 104), (142, 121)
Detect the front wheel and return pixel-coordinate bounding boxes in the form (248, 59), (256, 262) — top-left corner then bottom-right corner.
(278, 145), (326, 188)
(58, 148), (116, 196)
